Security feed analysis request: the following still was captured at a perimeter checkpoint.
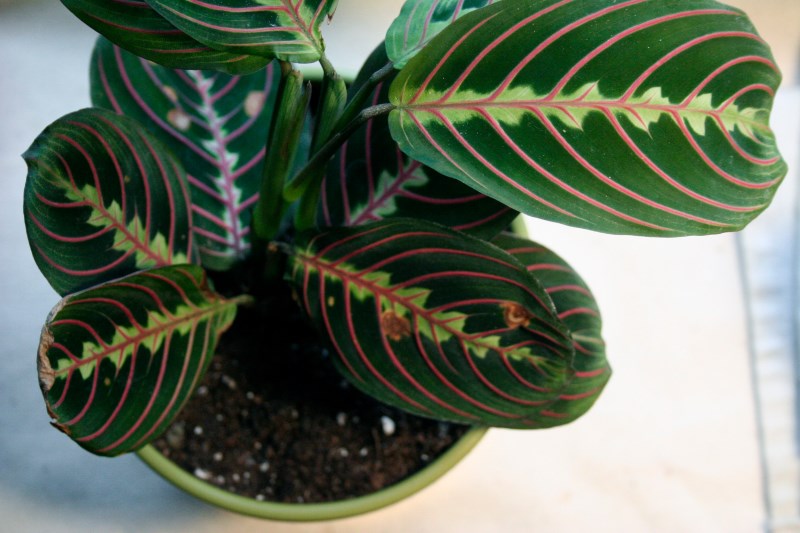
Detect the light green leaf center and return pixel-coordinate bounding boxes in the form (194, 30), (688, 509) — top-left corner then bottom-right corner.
(400, 82), (771, 139)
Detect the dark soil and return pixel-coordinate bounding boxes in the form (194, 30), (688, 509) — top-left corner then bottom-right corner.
(152, 293), (470, 503)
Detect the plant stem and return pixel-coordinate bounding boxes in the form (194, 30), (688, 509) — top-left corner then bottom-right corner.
(319, 53), (337, 79)
(311, 68), (347, 153)
(294, 179), (323, 233)
(252, 64), (310, 241)
(229, 294), (256, 308)
(333, 61), (395, 135)
(283, 102), (396, 203)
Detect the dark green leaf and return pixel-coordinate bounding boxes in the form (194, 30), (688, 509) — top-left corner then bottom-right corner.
(289, 219), (580, 428)
(60, 0), (269, 74)
(24, 108), (193, 296)
(389, 0), (786, 236)
(145, 0), (339, 63)
(493, 232), (610, 423)
(386, 0), (498, 69)
(320, 44), (516, 239)
(38, 265), (238, 456)
(91, 38), (281, 271)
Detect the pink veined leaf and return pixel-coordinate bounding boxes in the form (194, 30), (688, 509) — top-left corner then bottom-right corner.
(389, 0), (787, 237)
(493, 232), (610, 423)
(289, 219), (589, 428)
(91, 38), (281, 271)
(24, 108), (194, 296)
(38, 265), (238, 457)
(321, 43), (516, 239)
(60, 0), (269, 74)
(145, 0), (339, 63)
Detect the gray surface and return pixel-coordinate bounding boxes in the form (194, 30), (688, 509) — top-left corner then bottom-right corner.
(738, 87), (800, 532)
(0, 2), (797, 532)
(0, 4), (216, 531)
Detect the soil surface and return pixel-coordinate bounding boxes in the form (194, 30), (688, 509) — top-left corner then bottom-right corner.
(153, 294), (470, 503)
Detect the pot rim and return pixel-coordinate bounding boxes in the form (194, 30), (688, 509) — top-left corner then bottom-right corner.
(136, 425), (487, 521)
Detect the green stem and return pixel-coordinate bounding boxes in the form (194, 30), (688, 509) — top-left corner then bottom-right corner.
(294, 179), (323, 233)
(284, 102), (396, 203)
(252, 64), (310, 241)
(333, 61), (395, 135)
(311, 63), (348, 153)
(229, 294), (256, 308)
(319, 53), (337, 79)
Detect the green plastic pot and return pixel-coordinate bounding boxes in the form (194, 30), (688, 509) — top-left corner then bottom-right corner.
(137, 426), (486, 521)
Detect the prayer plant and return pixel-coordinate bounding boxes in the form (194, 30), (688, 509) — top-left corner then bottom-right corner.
(25, 0), (785, 458)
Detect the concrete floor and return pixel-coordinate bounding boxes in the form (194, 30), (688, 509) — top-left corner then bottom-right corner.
(0, 1), (798, 532)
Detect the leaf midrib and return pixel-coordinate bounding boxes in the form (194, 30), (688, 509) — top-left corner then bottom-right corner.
(53, 302), (226, 376)
(401, 98), (771, 133)
(74, 183), (169, 265)
(301, 253), (559, 363)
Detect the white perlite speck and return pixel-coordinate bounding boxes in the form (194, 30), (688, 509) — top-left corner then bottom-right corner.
(380, 416), (396, 436)
(193, 468), (212, 481)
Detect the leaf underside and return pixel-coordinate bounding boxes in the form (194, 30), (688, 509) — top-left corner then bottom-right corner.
(390, 0), (787, 237)
(24, 108), (193, 296)
(38, 265), (237, 456)
(91, 38), (281, 271)
(320, 43), (516, 239)
(60, 0), (269, 75)
(145, 0), (339, 64)
(289, 219), (584, 428)
(386, 0), (498, 69)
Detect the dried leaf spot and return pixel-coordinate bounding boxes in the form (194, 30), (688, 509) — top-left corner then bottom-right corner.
(245, 91), (265, 118)
(501, 302), (534, 328)
(168, 109), (191, 131)
(327, 296), (335, 307)
(162, 85), (178, 103)
(381, 311), (411, 341)
(37, 326), (55, 394)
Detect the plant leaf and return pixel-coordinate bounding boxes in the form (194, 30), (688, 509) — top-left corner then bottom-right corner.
(24, 108), (194, 297)
(493, 232), (610, 423)
(289, 219), (581, 428)
(37, 265), (237, 457)
(320, 44), (516, 239)
(60, 0), (269, 74)
(386, 0), (498, 69)
(91, 38), (281, 271)
(389, 0), (787, 237)
(145, 0), (339, 64)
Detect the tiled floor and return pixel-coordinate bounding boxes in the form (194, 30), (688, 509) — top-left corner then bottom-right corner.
(1, 2), (797, 531)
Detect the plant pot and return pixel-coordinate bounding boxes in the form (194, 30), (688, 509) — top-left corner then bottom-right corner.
(132, 218), (534, 519)
(133, 279), (490, 521)
(137, 426), (486, 521)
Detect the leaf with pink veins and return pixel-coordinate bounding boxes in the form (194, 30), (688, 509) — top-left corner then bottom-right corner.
(91, 37), (281, 270)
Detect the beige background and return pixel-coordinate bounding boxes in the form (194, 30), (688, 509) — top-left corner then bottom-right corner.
(0, 1), (797, 532)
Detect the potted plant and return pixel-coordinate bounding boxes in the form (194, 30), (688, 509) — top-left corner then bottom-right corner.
(24, 0), (786, 521)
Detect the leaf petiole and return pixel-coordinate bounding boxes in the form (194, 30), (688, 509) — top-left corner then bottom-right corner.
(252, 63), (310, 241)
(333, 60), (395, 135)
(283, 102), (396, 203)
